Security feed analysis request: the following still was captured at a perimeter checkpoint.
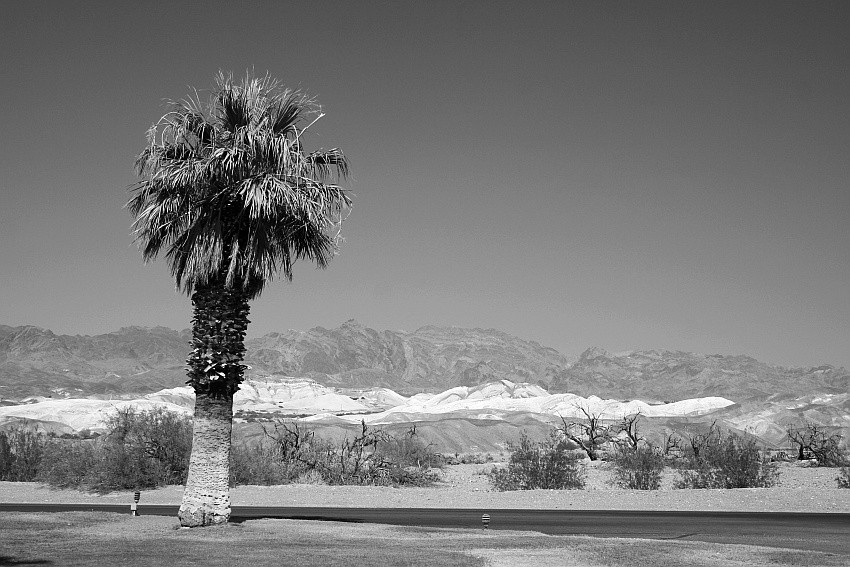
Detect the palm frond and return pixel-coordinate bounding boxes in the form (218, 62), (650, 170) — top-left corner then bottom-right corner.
(306, 148), (350, 181)
(128, 71), (352, 299)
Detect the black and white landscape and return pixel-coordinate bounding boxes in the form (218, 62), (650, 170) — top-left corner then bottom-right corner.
(2, 321), (846, 453)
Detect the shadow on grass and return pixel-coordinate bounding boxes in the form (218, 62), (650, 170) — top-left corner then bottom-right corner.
(0, 556), (53, 565)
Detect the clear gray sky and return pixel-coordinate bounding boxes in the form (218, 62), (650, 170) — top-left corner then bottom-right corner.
(1, 1), (848, 369)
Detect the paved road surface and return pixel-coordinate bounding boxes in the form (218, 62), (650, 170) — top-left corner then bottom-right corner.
(2, 504), (848, 555)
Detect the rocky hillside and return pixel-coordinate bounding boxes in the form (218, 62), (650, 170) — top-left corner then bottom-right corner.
(247, 320), (573, 392)
(1, 322), (847, 404)
(0, 325), (190, 399)
(547, 347), (850, 403)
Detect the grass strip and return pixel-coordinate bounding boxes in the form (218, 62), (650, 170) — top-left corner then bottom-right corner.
(0, 512), (845, 567)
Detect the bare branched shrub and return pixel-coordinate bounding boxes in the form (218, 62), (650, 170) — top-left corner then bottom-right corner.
(662, 433), (686, 463)
(787, 422), (844, 467)
(376, 424), (445, 471)
(557, 407), (610, 461)
(488, 430), (585, 491)
(674, 424), (778, 489)
(614, 413), (644, 451)
(231, 420), (443, 487)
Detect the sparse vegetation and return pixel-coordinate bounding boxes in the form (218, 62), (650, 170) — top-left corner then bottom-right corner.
(608, 443), (665, 490)
(787, 421), (845, 467)
(3, 412), (443, 491)
(232, 420), (443, 487)
(674, 424), (778, 489)
(38, 406), (193, 493)
(607, 415), (665, 490)
(661, 432), (686, 462)
(445, 452), (494, 465)
(837, 466), (850, 488)
(557, 407), (610, 461)
(488, 430), (585, 490)
(0, 426), (48, 481)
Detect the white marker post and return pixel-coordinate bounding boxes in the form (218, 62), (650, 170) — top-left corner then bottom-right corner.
(131, 491), (141, 516)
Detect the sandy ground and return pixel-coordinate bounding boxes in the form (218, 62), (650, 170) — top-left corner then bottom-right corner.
(1, 462), (848, 513)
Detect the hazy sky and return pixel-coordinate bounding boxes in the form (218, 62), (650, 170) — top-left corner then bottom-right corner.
(1, 1), (848, 369)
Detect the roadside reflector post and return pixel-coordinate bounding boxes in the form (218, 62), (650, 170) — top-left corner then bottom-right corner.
(131, 491), (141, 516)
(481, 514), (490, 529)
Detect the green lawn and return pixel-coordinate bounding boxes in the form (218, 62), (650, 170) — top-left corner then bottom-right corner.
(0, 512), (845, 567)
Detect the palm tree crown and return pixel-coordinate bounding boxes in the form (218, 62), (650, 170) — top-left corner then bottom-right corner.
(128, 71), (352, 299)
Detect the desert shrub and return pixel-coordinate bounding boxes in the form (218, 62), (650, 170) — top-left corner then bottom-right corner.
(231, 420), (442, 487)
(378, 424), (445, 469)
(606, 413), (665, 490)
(489, 430), (585, 491)
(661, 433), (687, 465)
(674, 425), (778, 489)
(445, 452), (493, 465)
(106, 406), (193, 485)
(837, 466), (850, 489)
(230, 435), (306, 486)
(609, 443), (665, 490)
(309, 422), (442, 487)
(38, 406), (192, 493)
(37, 439), (99, 489)
(787, 422), (845, 467)
(0, 427), (49, 481)
(557, 408), (610, 461)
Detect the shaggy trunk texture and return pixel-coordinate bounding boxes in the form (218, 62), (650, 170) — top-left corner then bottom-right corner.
(178, 281), (249, 527)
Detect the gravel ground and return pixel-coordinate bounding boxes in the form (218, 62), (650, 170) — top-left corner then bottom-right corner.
(2, 462), (848, 513)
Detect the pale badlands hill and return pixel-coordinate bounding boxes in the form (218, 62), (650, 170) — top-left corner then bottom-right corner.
(2, 377), (846, 453)
(0, 379), (734, 432)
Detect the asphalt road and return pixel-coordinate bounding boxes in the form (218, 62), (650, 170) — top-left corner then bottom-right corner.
(2, 504), (848, 555)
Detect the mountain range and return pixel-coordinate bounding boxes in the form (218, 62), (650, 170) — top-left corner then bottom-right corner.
(1, 320), (847, 403)
(1, 321), (848, 453)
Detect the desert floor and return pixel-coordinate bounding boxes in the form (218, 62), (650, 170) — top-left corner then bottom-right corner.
(2, 461), (848, 513)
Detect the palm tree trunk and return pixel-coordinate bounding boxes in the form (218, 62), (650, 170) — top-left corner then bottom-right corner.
(178, 393), (233, 526)
(178, 281), (249, 527)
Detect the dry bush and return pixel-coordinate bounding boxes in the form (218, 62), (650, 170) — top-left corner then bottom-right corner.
(489, 430), (585, 491)
(608, 443), (665, 490)
(0, 426), (48, 481)
(837, 466), (850, 489)
(231, 420), (443, 487)
(787, 421), (845, 467)
(38, 406), (192, 493)
(557, 408), (610, 461)
(674, 424), (778, 489)
(445, 452), (493, 465)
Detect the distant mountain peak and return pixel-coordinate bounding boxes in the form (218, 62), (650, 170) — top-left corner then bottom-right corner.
(579, 346), (610, 360)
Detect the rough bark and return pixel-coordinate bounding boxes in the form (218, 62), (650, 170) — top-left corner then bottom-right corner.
(178, 393), (233, 526)
(178, 281), (250, 527)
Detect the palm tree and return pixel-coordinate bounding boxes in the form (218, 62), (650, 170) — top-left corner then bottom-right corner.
(128, 71), (351, 527)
